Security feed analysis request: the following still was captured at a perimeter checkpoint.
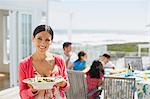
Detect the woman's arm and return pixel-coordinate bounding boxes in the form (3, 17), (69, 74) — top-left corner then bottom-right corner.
(60, 58), (70, 91)
(55, 56), (70, 91)
(82, 66), (90, 73)
(18, 62), (37, 99)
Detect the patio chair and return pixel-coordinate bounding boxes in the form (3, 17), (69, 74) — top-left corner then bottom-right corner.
(124, 56), (143, 71)
(66, 70), (102, 99)
(104, 76), (135, 99)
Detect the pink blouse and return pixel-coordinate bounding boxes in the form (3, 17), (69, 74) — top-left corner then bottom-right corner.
(86, 74), (104, 99)
(18, 55), (69, 99)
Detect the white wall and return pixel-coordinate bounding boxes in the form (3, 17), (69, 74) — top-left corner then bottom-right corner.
(0, 0), (47, 73)
(0, 0), (47, 10)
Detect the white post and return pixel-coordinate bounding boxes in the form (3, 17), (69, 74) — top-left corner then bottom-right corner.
(47, 0), (49, 25)
(138, 45), (141, 57)
(146, 24), (150, 62)
(67, 12), (73, 41)
(9, 10), (18, 87)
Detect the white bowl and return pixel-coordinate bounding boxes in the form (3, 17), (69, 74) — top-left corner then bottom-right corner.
(31, 82), (55, 90)
(23, 77), (63, 90)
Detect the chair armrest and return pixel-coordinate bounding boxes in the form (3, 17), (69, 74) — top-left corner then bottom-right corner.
(87, 87), (103, 97)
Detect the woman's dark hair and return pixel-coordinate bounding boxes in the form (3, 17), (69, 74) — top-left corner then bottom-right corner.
(78, 51), (86, 60)
(88, 60), (104, 78)
(33, 25), (54, 40)
(75, 51), (86, 62)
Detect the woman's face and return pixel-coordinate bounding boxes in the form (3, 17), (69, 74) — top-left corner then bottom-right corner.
(81, 55), (87, 61)
(32, 31), (52, 54)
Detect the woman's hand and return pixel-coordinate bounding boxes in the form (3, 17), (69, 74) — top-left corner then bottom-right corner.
(28, 84), (38, 94)
(56, 80), (67, 88)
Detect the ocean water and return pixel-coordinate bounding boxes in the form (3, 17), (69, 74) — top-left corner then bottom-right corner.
(50, 30), (149, 66)
(53, 29), (149, 45)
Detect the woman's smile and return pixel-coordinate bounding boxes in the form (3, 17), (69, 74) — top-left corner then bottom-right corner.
(38, 46), (47, 51)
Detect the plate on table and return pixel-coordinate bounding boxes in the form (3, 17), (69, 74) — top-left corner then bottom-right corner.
(107, 69), (127, 75)
(23, 76), (65, 90)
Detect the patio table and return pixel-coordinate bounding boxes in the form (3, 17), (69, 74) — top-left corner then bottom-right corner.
(105, 69), (150, 99)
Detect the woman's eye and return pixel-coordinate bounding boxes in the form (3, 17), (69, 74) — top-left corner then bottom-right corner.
(46, 39), (50, 42)
(37, 38), (42, 40)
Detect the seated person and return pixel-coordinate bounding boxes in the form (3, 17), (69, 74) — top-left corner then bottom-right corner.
(62, 42), (77, 69)
(86, 60), (104, 99)
(99, 53), (115, 69)
(73, 51), (87, 71)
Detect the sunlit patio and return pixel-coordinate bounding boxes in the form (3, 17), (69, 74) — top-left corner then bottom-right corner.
(0, 0), (150, 99)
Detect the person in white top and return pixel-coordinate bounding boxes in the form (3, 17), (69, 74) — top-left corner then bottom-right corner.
(62, 42), (78, 69)
(99, 53), (115, 69)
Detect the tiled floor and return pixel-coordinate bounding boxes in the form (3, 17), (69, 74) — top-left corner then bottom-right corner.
(0, 73), (10, 91)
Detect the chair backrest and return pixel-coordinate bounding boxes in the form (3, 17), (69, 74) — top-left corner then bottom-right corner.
(124, 56), (143, 70)
(66, 70), (88, 99)
(104, 76), (135, 99)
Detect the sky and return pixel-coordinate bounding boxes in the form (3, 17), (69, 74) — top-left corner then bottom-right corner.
(48, 0), (149, 31)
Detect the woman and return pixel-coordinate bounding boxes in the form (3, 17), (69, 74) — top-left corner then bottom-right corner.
(86, 60), (104, 99)
(73, 51), (87, 71)
(18, 25), (69, 99)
